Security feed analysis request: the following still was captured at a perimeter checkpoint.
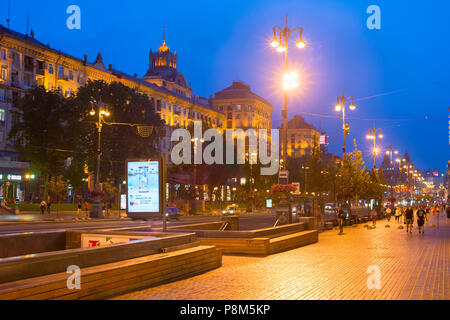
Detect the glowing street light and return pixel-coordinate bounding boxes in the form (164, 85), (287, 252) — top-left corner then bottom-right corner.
(270, 14), (306, 169)
(283, 71), (299, 90)
(366, 127), (383, 168)
(335, 93), (356, 156)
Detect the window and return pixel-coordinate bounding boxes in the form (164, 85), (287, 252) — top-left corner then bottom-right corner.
(235, 114), (240, 119)
(0, 109), (5, 122)
(69, 70), (73, 80)
(48, 63), (53, 74)
(0, 49), (5, 60)
(58, 66), (64, 77)
(0, 89), (5, 101)
(236, 105), (241, 110)
(227, 112), (232, 119)
(0, 131), (3, 142)
(1, 67), (6, 81)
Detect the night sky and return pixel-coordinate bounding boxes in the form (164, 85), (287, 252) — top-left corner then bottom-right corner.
(2, 0), (449, 171)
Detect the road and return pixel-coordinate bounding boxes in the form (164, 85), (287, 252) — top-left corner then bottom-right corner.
(0, 213), (278, 235)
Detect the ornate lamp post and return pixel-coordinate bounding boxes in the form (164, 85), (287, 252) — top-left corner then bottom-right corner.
(334, 93), (356, 157)
(89, 98), (110, 218)
(270, 15), (306, 169)
(366, 128), (383, 168)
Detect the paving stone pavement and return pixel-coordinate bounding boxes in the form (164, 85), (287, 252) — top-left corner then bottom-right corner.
(113, 216), (449, 300)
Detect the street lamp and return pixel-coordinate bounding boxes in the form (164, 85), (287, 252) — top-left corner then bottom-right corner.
(270, 15), (306, 169)
(366, 127), (383, 168)
(89, 98), (111, 190)
(335, 93), (356, 157)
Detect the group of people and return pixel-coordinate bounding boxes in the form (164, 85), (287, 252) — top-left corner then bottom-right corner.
(384, 204), (448, 235)
(39, 199), (51, 215)
(337, 203), (449, 235)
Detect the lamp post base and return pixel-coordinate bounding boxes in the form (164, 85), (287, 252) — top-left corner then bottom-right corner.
(90, 199), (105, 219)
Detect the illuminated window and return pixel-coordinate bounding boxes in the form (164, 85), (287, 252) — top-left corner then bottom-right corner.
(69, 70), (73, 80)
(48, 63), (53, 74)
(0, 90), (5, 101)
(1, 67), (6, 81)
(0, 49), (5, 60)
(0, 108), (5, 122)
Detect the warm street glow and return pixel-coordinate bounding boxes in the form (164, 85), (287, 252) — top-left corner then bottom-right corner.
(276, 46), (285, 53)
(335, 104), (342, 111)
(296, 40), (306, 48)
(283, 71), (298, 90)
(270, 38), (280, 48)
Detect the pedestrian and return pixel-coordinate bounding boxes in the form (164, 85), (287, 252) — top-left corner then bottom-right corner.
(77, 201), (82, 217)
(395, 207), (401, 223)
(40, 200), (46, 215)
(405, 206), (414, 233)
(416, 206), (426, 235)
(338, 206), (345, 235)
(385, 207), (392, 222)
(85, 201), (89, 218)
(425, 206), (430, 222)
(102, 202), (106, 216)
(46, 199), (51, 214)
(371, 209), (377, 227)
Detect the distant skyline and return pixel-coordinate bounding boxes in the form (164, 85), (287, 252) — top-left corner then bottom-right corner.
(1, 0), (449, 171)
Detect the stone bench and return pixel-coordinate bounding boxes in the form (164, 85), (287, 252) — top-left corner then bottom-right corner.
(269, 230), (318, 254)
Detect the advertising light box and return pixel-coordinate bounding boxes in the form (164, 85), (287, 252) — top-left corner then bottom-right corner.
(127, 160), (162, 215)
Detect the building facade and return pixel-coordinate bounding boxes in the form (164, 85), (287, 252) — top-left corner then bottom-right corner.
(0, 25), (227, 165)
(285, 115), (321, 158)
(210, 81), (272, 130)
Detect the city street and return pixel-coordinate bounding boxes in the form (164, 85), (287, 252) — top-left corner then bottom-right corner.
(114, 217), (449, 300)
(0, 212), (278, 234)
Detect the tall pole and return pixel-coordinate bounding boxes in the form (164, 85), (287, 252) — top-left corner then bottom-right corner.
(162, 154), (167, 232)
(373, 134), (376, 168)
(270, 15), (305, 170)
(96, 116), (102, 189)
(342, 106), (346, 157)
(283, 41), (288, 168)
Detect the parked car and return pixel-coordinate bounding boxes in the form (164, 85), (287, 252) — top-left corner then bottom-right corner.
(166, 207), (180, 220)
(222, 204), (240, 216)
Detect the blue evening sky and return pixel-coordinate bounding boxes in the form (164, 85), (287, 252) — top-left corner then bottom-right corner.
(2, 0), (449, 171)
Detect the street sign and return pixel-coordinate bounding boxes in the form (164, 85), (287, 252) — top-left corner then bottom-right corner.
(278, 170), (289, 185)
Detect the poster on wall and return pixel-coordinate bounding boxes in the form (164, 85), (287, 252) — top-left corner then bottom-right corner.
(127, 160), (161, 214)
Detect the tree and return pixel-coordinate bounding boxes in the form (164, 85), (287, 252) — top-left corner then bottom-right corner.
(72, 80), (162, 187)
(46, 175), (69, 214)
(9, 86), (74, 192)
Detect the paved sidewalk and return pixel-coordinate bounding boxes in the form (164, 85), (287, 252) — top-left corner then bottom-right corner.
(113, 217), (449, 300)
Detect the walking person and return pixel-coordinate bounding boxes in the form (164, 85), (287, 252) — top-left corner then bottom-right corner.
(40, 200), (46, 215)
(77, 201), (82, 218)
(338, 206), (345, 235)
(84, 201), (89, 219)
(405, 206), (414, 233)
(416, 206), (426, 235)
(425, 206), (430, 222)
(371, 209), (377, 227)
(385, 207), (392, 222)
(46, 199), (51, 215)
(395, 207), (401, 223)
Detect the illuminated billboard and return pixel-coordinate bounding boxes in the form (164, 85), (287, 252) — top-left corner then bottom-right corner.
(127, 160), (162, 215)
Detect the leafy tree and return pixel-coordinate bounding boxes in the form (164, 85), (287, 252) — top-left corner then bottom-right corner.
(9, 86), (74, 191)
